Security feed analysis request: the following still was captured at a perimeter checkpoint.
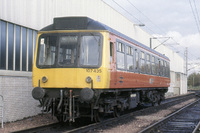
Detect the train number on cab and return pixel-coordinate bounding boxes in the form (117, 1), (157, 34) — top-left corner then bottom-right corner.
(86, 69), (102, 73)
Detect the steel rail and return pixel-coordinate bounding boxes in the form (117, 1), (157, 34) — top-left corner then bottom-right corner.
(192, 121), (200, 133)
(65, 93), (197, 133)
(13, 92), (197, 133)
(138, 98), (200, 133)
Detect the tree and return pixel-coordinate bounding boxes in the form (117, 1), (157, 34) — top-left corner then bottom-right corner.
(188, 72), (200, 87)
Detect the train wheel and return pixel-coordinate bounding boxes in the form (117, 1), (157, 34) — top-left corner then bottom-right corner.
(158, 99), (161, 105)
(94, 110), (104, 122)
(151, 96), (157, 106)
(56, 115), (64, 123)
(113, 107), (121, 118)
(157, 94), (161, 105)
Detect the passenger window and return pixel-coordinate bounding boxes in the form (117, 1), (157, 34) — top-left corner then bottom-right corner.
(140, 52), (146, 73)
(135, 52), (139, 71)
(116, 42), (125, 69)
(126, 46), (134, 71)
(152, 56), (156, 75)
(146, 54), (151, 74)
(160, 60), (164, 76)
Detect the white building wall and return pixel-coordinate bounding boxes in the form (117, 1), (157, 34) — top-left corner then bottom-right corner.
(0, 72), (40, 122)
(0, 0), (185, 73)
(0, 0), (187, 122)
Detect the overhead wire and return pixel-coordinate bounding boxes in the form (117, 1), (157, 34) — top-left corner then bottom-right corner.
(193, 0), (200, 26)
(103, 0), (200, 69)
(110, 0), (156, 34)
(189, 0), (200, 34)
(125, 0), (200, 65)
(126, 0), (167, 34)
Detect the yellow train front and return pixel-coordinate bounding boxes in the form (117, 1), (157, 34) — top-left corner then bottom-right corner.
(32, 17), (170, 122)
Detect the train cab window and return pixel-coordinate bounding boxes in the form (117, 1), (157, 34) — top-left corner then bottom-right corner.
(58, 36), (78, 66)
(146, 54), (151, 74)
(38, 36), (57, 66)
(126, 46), (134, 71)
(80, 35), (101, 66)
(116, 42), (125, 69)
(152, 56), (156, 75)
(140, 52), (146, 73)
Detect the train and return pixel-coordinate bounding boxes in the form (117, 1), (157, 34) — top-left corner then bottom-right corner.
(32, 17), (170, 122)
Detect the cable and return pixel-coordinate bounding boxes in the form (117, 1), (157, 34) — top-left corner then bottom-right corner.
(189, 0), (200, 33)
(126, 0), (166, 34)
(193, 0), (200, 26)
(109, 0), (157, 34)
(110, 0), (143, 24)
(102, 0), (199, 65)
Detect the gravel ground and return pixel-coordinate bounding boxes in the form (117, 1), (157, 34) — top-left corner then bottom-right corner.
(93, 98), (197, 133)
(0, 93), (195, 133)
(0, 114), (58, 133)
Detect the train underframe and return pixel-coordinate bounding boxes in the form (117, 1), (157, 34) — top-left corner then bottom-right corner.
(36, 88), (168, 122)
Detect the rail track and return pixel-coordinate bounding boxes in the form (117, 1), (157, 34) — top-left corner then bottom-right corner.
(14, 92), (198, 133)
(139, 98), (200, 133)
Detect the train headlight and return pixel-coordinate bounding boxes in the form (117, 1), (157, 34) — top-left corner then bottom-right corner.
(86, 76), (92, 83)
(42, 76), (48, 83)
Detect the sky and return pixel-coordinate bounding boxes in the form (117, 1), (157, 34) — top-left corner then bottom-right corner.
(103, 0), (200, 74)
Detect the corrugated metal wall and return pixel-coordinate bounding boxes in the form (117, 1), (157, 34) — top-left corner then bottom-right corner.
(0, 0), (185, 73)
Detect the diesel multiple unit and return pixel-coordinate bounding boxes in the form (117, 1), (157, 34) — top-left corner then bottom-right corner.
(32, 17), (170, 122)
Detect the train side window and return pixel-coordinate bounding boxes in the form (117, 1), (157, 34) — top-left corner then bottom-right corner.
(140, 51), (146, 73)
(146, 54), (151, 74)
(110, 42), (113, 63)
(135, 51), (139, 71)
(126, 46), (134, 71)
(164, 61), (167, 77)
(152, 56), (156, 75)
(116, 42), (125, 69)
(158, 59), (160, 76)
(160, 60), (164, 76)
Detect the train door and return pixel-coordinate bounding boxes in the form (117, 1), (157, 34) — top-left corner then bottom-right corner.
(109, 34), (117, 87)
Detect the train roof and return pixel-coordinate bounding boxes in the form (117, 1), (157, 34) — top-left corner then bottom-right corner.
(41, 17), (169, 61)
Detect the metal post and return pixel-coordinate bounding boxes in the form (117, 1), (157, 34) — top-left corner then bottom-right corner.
(150, 38), (152, 49)
(186, 47), (188, 76)
(69, 90), (72, 122)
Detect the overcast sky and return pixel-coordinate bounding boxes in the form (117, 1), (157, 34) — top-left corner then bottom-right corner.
(103, 0), (200, 74)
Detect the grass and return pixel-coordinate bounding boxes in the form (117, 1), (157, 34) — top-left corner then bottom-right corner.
(188, 86), (200, 90)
